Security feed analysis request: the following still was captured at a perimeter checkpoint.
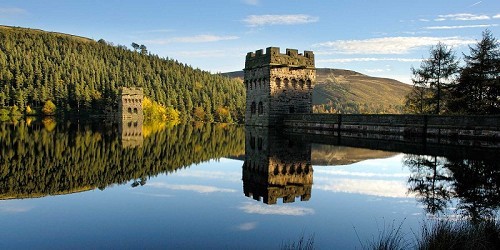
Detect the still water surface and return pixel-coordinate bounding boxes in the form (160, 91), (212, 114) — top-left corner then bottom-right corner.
(0, 119), (498, 249)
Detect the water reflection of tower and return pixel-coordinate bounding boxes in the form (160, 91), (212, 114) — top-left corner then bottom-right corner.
(243, 127), (313, 204)
(118, 87), (144, 148)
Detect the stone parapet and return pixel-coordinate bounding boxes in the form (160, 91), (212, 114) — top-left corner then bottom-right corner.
(245, 47), (315, 70)
(283, 114), (500, 140)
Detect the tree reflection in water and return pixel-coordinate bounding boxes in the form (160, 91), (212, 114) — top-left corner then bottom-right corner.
(0, 119), (245, 199)
(405, 154), (500, 222)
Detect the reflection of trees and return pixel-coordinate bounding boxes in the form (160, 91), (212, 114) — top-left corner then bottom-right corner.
(445, 158), (500, 222)
(405, 154), (500, 221)
(405, 155), (454, 215)
(0, 121), (244, 199)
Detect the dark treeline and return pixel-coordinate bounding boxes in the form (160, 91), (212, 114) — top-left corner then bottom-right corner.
(0, 26), (245, 122)
(0, 120), (244, 199)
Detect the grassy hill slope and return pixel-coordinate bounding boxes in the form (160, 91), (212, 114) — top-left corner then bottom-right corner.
(224, 68), (411, 114)
(314, 68), (411, 114)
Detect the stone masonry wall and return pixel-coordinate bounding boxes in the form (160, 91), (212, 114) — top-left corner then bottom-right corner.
(245, 47), (315, 126)
(283, 114), (500, 140)
(118, 87), (143, 118)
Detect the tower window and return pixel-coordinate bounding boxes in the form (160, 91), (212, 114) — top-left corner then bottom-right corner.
(251, 102), (256, 114)
(284, 78), (289, 88)
(306, 80), (312, 89)
(292, 79), (297, 89)
(299, 79), (305, 89)
(258, 101), (263, 115)
(275, 77), (281, 88)
(128, 107), (132, 113)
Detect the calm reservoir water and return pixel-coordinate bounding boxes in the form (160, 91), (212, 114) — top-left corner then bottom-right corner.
(0, 119), (498, 249)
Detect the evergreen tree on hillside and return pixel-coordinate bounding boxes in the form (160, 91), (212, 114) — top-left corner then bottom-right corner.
(0, 26), (246, 122)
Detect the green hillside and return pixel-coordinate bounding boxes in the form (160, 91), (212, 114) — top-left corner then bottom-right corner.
(314, 68), (411, 114)
(224, 68), (411, 114)
(0, 26), (245, 122)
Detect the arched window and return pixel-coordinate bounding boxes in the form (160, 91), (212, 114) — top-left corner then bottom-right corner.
(258, 101), (263, 114)
(128, 107), (132, 113)
(250, 136), (255, 149)
(251, 102), (256, 114)
(133, 108), (138, 114)
(291, 79), (297, 89)
(284, 78), (289, 88)
(299, 79), (305, 89)
(306, 79), (312, 89)
(275, 77), (281, 88)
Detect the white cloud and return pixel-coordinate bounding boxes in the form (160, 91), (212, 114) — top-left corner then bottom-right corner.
(239, 202), (314, 216)
(316, 58), (422, 63)
(235, 222), (258, 231)
(242, 0), (259, 6)
(0, 7), (26, 17)
(243, 14), (319, 27)
(145, 34), (239, 45)
(425, 24), (498, 30)
(313, 36), (474, 55)
(149, 182), (237, 193)
(494, 14), (500, 19)
(435, 13), (490, 21)
(314, 169), (408, 178)
(175, 170), (241, 181)
(469, 1), (482, 7)
(315, 179), (411, 198)
(0, 204), (32, 213)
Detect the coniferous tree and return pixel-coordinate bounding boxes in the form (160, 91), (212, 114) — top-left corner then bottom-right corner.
(448, 30), (500, 114)
(0, 26), (246, 122)
(407, 43), (459, 114)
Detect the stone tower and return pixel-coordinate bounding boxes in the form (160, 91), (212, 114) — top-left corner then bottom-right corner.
(244, 47), (315, 126)
(118, 87), (144, 148)
(118, 87), (143, 118)
(243, 127), (313, 204)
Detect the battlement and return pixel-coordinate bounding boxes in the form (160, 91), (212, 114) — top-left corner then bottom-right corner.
(245, 47), (315, 70)
(120, 87), (143, 96)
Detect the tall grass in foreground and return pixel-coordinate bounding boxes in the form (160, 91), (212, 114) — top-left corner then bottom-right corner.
(357, 219), (411, 250)
(280, 233), (315, 250)
(417, 220), (500, 250)
(362, 219), (500, 250)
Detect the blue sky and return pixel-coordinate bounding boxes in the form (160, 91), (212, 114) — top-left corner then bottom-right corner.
(0, 0), (499, 83)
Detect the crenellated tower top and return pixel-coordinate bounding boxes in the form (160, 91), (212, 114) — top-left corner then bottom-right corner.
(245, 47), (315, 70)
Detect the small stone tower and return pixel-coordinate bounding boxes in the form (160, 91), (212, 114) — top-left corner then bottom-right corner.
(118, 87), (143, 148)
(118, 87), (143, 118)
(244, 47), (316, 126)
